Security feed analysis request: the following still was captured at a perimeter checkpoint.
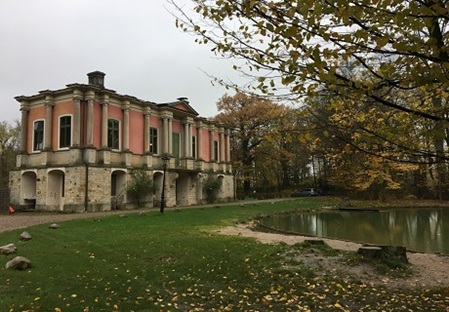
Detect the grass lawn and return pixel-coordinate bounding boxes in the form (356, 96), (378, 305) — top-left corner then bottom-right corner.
(1, 198), (449, 311)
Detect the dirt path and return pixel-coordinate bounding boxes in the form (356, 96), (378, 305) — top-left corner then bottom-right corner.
(0, 198), (293, 233)
(0, 209), (145, 233)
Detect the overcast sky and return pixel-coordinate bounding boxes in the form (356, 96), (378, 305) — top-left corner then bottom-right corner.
(0, 0), (242, 123)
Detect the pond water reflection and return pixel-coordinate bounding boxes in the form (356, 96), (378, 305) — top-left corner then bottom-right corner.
(260, 209), (449, 254)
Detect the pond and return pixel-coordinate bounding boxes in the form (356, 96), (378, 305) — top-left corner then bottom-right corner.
(260, 208), (449, 254)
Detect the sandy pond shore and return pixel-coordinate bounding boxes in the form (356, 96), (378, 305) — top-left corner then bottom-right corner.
(217, 223), (449, 289)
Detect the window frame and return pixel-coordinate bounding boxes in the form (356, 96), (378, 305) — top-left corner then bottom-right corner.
(58, 115), (72, 149)
(33, 120), (45, 152)
(107, 118), (120, 150)
(149, 127), (158, 154)
(213, 140), (219, 162)
(192, 135), (196, 159)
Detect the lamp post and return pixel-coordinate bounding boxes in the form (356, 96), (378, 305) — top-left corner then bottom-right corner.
(160, 154), (170, 213)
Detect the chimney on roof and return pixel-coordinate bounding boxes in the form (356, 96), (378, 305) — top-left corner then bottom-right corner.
(177, 97), (188, 102)
(87, 71), (105, 88)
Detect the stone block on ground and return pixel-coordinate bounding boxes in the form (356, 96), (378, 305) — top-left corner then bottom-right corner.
(358, 246), (384, 260)
(0, 243), (17, 255)
(358, 245), (408, 264)
(304, 239), (326, 245)
(6, 256), (32, 270)
(19, 231), (32, 241)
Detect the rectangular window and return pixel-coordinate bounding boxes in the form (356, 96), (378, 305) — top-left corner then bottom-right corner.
(214, 140), (219, 161)
(33, 120), (44, 151)
(150, 127), (158, 154)
(108, 119), (120, 150)
(59, 115), (72, 148)
(192, 135), (196, 159)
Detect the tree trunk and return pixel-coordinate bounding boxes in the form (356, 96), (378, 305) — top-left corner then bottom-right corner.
(243, 179), (251, 195)
(281, 160), (290, 189)
(358, 245), (408, 264)
(433, 109), (448, 199)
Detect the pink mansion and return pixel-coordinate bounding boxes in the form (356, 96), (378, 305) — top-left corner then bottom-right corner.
(9, 72), (234, 212)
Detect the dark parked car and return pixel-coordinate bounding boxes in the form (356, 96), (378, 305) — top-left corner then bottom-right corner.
(293, 188), (322, 197)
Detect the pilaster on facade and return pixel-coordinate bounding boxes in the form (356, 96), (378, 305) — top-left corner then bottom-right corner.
(122, 152), (132, 167)
(143, 154), (154, 167)
(122, 100), (130, 152)
(165, 171), (176, 207)
(69, 148), (83, 165)
(44, 96), (54, 151)
(168, 117), (173, 155)
(143, 108), (151, 153)
(226, 129), (231, 163)
(183, 117), (194, 160)
(99, 150), (111, 165)
(160, 115), (169, 155)
(72, 92), (82, 147)
(84, 89), (97, 165)
(195, 159), (205, 171)
(84, 147), (97, 164)
(209, 125), (216, 163)
(101, 95), (109, 149)
(183, 121), (190, 158)
(219, 127), (225, 163)
(16, 155), (27, 168)
(96, 94), (111, 165)
(40, 151), (51, 166)
(19, 102), (29, 154)
(85, 91), (95, 147)
(196, 120), (203, 161)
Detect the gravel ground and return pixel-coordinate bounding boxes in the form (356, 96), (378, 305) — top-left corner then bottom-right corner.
(0, 198), (294, 233)
(0, 209), (148, 233)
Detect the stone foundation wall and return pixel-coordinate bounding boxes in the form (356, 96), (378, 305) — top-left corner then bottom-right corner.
(85, 166), (112, 211)
(187, 178), (198, 206)
(64, 166), (87, 208)
(10, 165), (234, 212)
(9, 171), (20, 207)
(0, 187), (10, 212)
(36, 172), (48, 209)
(220, 175), (234, 202)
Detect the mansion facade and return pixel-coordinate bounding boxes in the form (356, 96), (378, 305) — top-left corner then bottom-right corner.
(9, 71), (234, 212)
